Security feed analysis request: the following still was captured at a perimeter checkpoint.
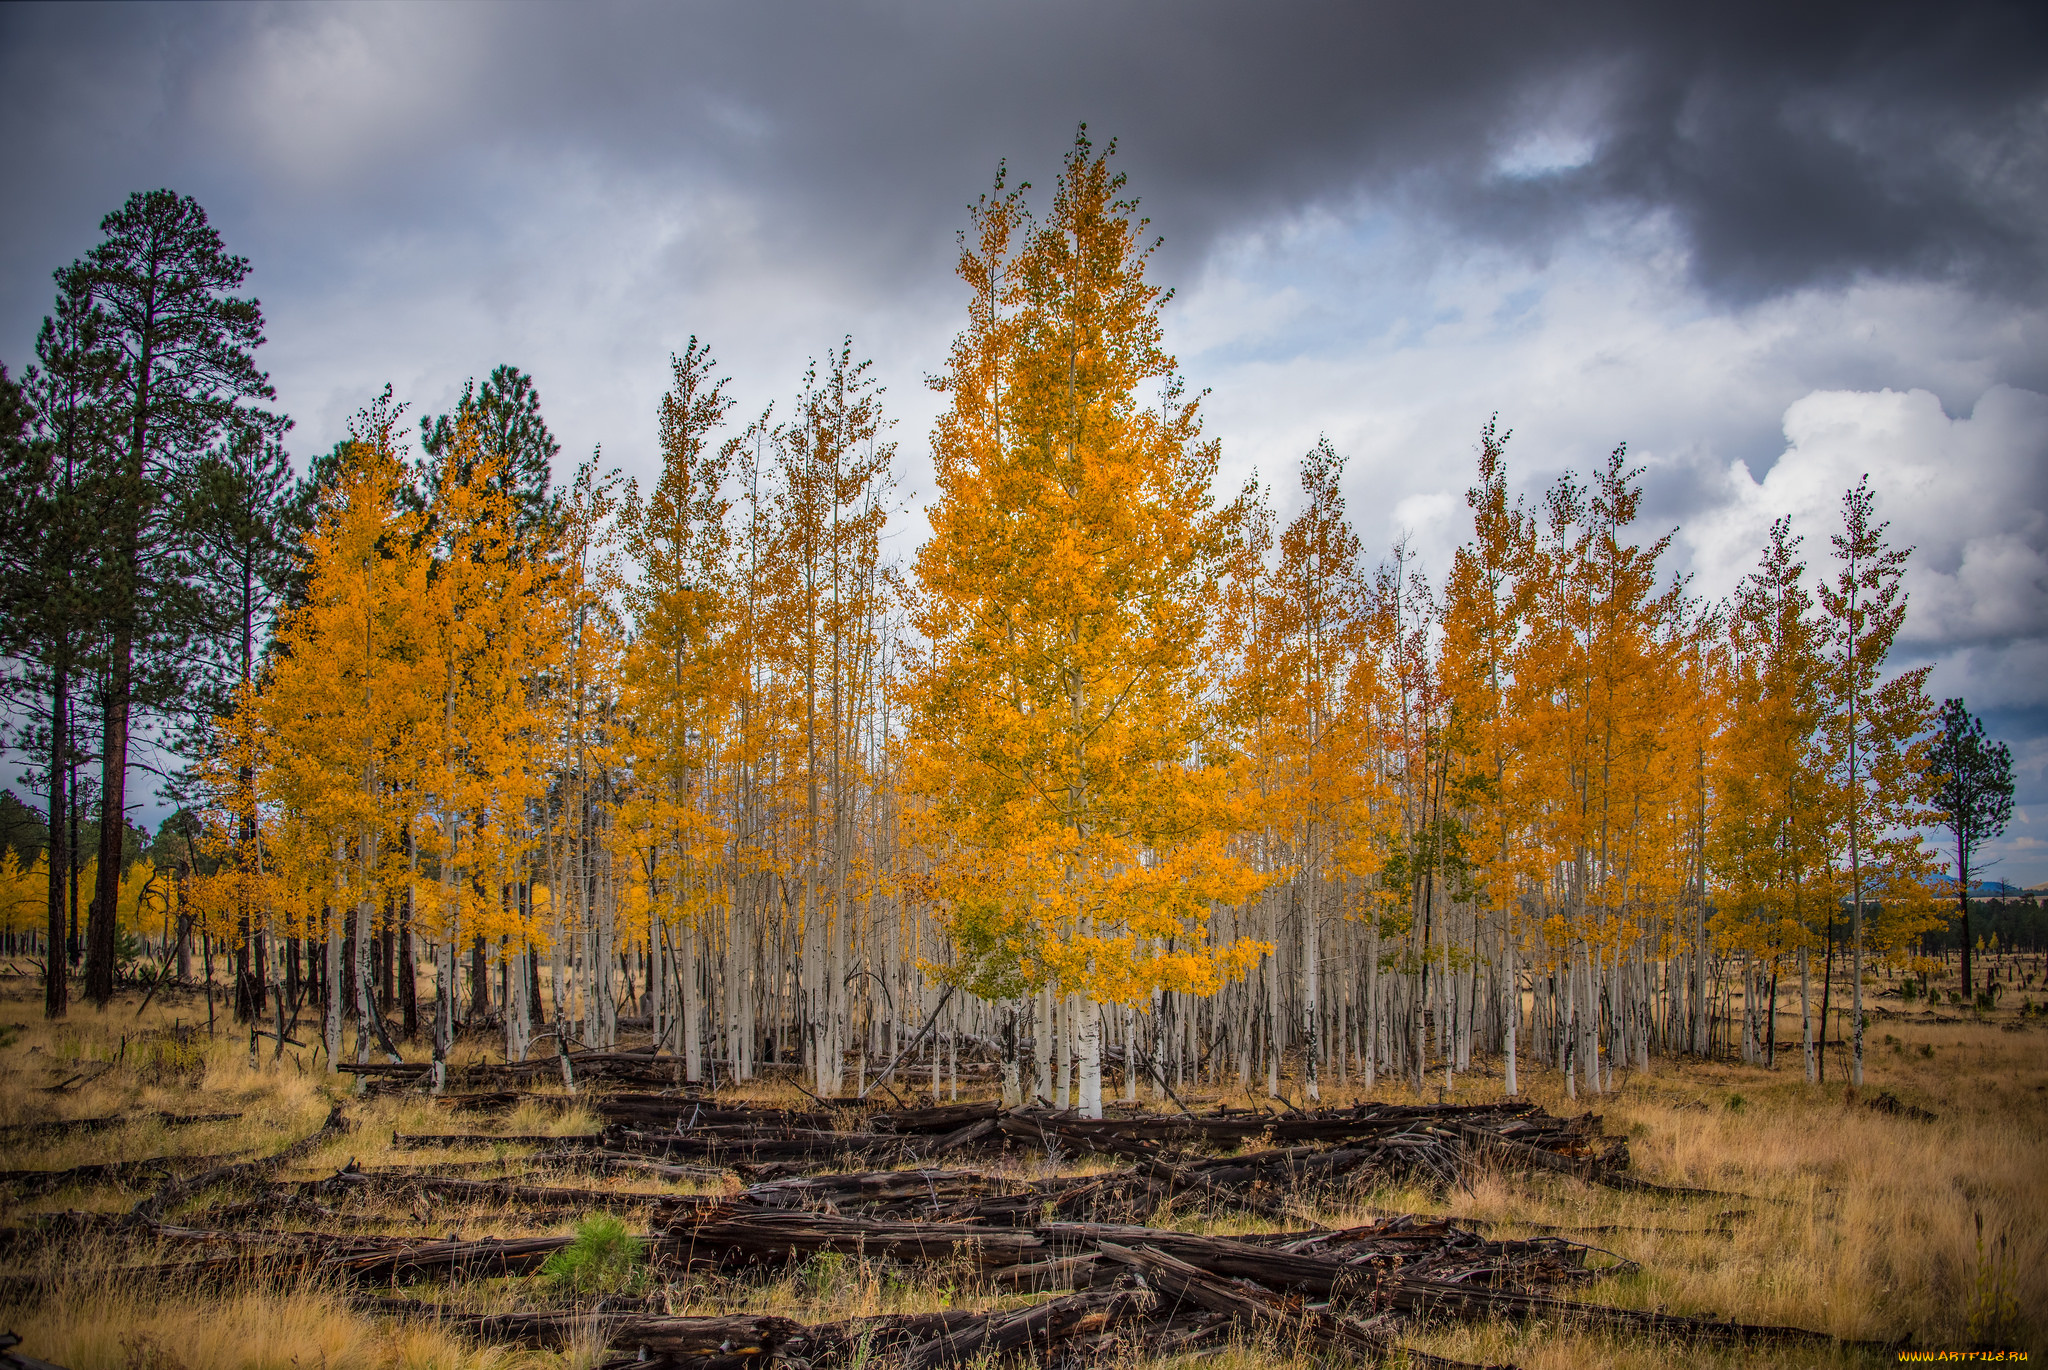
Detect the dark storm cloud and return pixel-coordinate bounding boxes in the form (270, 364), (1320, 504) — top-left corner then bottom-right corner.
(3, 0), (2043, 316)
(489, 0), (2048, 301)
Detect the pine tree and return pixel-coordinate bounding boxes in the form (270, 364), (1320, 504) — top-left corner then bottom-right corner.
(63, 189), (282, 1006)
(1929, 698), (2014, 997)
(178, 426), (296, 1018)
(0, 283), (123, 1018)
(421, 364), (563, 546)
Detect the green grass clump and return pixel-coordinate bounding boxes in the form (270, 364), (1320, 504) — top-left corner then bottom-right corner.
(541, 1213), (645, 1296)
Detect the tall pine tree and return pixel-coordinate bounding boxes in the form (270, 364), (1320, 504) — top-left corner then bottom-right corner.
(63, 190), (281, 1006)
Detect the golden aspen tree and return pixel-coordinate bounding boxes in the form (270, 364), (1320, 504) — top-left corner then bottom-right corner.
(1239, 437), (1379, 1101)
(907, 131), (1266, 1119)
(1516, 450), (1686, 1096)
(1710, 518), (1836, 1076)
(417, 407), (569, 1078)
(1368, 538), (1458, 1094)
(766, 339), (894, 1096)
(1818, 476), (1938, 1086)
(1440, 419), (1537, 1094)
(622, 339), (741, 1082)
(257, 391), (433, 1072)
(537, 457), (628, 1061)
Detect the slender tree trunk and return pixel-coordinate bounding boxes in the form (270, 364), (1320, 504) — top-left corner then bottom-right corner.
(1503, 934), (1517, 1096)
(1800, 946), (1814, 1082)
(1958, 839), (1975, 996)
(1033, 984), (1052, 1105)
(1000, 1000), (1022, 1107)
(323, 902), (342, 1073)
(1054, 991), (1072, 1110)
(1303, 876), (1321, 1103)
(1077, 997), (1103, 1118)
(400, 886), (418, 1040)
(43, 661), (69, 1019)
(682, 913), (702, 1083)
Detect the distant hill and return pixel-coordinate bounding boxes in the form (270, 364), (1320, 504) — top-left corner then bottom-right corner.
(1921, 875), (2033, 898)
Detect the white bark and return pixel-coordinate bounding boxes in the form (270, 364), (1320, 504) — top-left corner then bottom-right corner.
(324, 903), (342, 1074)
(1503, 936), (1519, 1096)
(1077, 998), (1103, 1118)
(1034, 985), (1052, 1105)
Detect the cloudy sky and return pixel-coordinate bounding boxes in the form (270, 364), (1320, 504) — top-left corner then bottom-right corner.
(4, 1), (2045, 884)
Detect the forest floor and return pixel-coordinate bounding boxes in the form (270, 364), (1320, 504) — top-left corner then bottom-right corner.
(0, 968), (2042, 1370)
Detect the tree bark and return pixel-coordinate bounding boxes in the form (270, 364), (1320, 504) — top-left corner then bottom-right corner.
(43, 660), (69, 1019)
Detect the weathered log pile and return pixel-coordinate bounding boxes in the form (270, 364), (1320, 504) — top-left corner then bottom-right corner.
(0, 1095), (1880, 1368)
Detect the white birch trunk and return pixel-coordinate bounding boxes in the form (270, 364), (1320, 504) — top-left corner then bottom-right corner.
(682, 917), (702, 1083)
(1302, 881), (1321, 1103)
(1054, 992), (1072, 1110)
(1034, 985), (1052, 1105)
(324, 904), (342, 1074)
(1077, 998), (1103, 1118)
(1503, 935), (1519, 1096)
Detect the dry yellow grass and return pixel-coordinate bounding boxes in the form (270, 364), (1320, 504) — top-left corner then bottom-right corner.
(1, 969), (2042, 1368)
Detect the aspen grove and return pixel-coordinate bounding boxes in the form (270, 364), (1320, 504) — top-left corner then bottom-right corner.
(153, 133), (1947, 1116)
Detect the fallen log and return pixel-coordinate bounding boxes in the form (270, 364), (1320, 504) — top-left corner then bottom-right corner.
(604, 1127), (914, 1165)
(456, 1309), (802, 1359)
(391, 1132), (600, 1149)
(304, 1168), (722, 1214)
(0, 1111), (241, 1141)
(667, 1210), (1046, 1268)
(1096, 1241), (1507, 1370)
(895, 1288), (1158, 1370)
(0, 1156), (189, 1193)
(788, 1310), (988, 1362)
(741, 1168), (1002, 1214)
(580, 1151), (732, 1183)
(1073, 1221), (1867, 1349)
(320, 1232), (583, 1281)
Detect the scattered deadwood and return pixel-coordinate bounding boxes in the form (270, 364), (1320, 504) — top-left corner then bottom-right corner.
(1097, 1240), (1507, 1370)
(0, 1092), (1887, 1365)
(0, 1156), (190, 1194)
(132, 1103), (354, 1221)
(1454, 1122), (1749, 1201)
(299, 1165), (724, 1215)
(666, 1210), (1046, 1268)
(894, 1289), (1158, 1370)
(578, 1151), (732, 1183)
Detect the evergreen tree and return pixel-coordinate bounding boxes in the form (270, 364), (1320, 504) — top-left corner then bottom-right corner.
(0, 283), (123, 1017)
(1929, 698), (2015, 996)
(420, 364), (562, 547)
(61, 189), (281, 1006)
(175, 424), (296, 1017)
